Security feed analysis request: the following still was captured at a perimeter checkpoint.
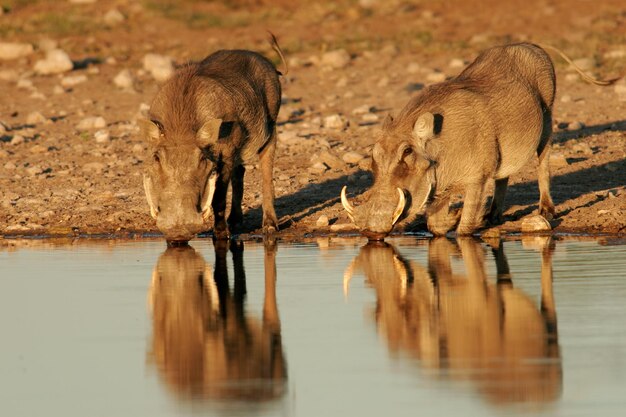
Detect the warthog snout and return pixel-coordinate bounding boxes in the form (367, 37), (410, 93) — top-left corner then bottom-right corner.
(341, 185), (406, 240)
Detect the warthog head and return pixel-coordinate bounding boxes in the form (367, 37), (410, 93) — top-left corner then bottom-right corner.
(341, 113), (439, 240)
(142, 118), (223, 243)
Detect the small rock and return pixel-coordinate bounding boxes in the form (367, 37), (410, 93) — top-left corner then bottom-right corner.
(0, 42), (34, 60)
(316, 215), (330, 227)
(406, 63), (421, 74)
(113, 69), (134, 89)
(597, 209), (610, 215)
(521, 215), (552, 233)
(564, 73), (579, 82)
(567, 121), (584, 131)
(29, 144), (47, 154)
(361, 113), (379, 123)
(572, 142), (593, 155)
(26, 111), (47, 125)
(10, 135), (24, 145)
(0, 69), (19, 82)
(60, 74), (87, 88)
(83, 162), (107, 173)
(426, 71), (446, 83)
(34, 49), (73, 75)
(0, 149), (8, 158)
(143, 53), (174, 82)
(53, 85), (65, 95)
(76, 116), (106, 131)
(342, 151), (364, 164)
(549, 152), (569, 168)
(25, 165), (44, 176)
(4, 161), (16, 170)
(17, 79), (34, 90)
(448, 58), (465, 68)
(380, 44), (399, 56)
(319, 150), (344, 170)
(352, 104), (374, 115)
(335, 76), (348, 88)
(604, 48), (626, 59)
(103, 9), (125, 25)
(94, 129), (110, 143)
(560, 94), (571, 103)
(377, 76), (390, 87)
(323, 114), (349, 130)
(132, 144), (144, 154)
(321, 49), (351, 69)
(614, 81), (626, 96)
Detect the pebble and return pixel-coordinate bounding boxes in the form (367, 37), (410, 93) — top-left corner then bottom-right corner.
(567, 121), (584, 131)
(316, 215), (330, 227)
(17, 79), (34, 90)
(448, 58), (466, 68)
(521, 215), (552, 232)
(426, 71), (446, 83)
(319, 150), (344, 170)
(113, 69), (134, 90)
(549, 152), (569, 167)
(29, 144), (47, 154)
(4, 161), (16, 170)
(76, 116), (106, 131)
(132, 144), (144, 154)
(352, 104), (374, 115)
(572, 142), (593, 155)
(0, 42), (34, 60)
(60, 74), (87, 88)
(94, 129), (110, 143)
(597, 209), (610, 215)
(10, 135), (24, 145)
(342, 151), (364, 164)
(38, 38), (58, 52)
(560, 94), (571, 103)
(0, 149), (8, 158)
(323, 114), (349, 130)
(34, 49), (74, 75)
(143, 53), (174, 82)
(406, 63), (421, 74)
(361, 113), (379, 123)
(83, 162), (107, 173)
(321, 49), (351, 69)
(377, 76), (390, 87)
(25, 165), (44, 176)
(26, 111), (47, 125)
(103, 9), (125, 25)
(0, 69), (19, 82)
(335, 77), (348, 88)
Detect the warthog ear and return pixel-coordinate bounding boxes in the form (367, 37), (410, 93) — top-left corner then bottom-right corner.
(197, 118), (223, 147)
(139, 119), (162, 145)
(413, 112), (436, 142)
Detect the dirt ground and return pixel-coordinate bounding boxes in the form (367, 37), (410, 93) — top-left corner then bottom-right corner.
(0, 0), (624, 240)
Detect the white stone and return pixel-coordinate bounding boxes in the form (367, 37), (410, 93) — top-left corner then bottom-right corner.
(26, 111), (47, 125)
(321, 49), (351, 69)
(323, 114), (349, 130)
(0, 69), (19, 82)
(449, 58), (466, 68)
(352, 104), (373, 115)
(16, 78), (34, 90)
(316, 215), (330, 227)
(60, 74), (87, 88)
(342, 151), (364, 164)
(407, 63), (421, 74)
(361, 113), (379, 122)
(34, 50), (73, 75)
(426, 71), (446, 83)
(521, 215), (551, 233)
(113, 69), (134, 89)
(76, 116), (106, 131)
(94, 129), (110, 143)
(143, 53), (174, 82)
(10, 135), (24, 145)
(38, 38), (58, 52)
(0, 42), (34, 60)
(103, 9), (125, 25)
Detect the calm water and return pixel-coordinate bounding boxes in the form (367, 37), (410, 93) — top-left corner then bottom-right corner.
(1, 236), (625, 417)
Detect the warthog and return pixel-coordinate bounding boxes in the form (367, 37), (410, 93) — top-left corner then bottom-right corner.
(147, 241), (287, 401)
(341, 43), (617, 239)
(344, 237), (560, 404)
(142, 35), (286, 242)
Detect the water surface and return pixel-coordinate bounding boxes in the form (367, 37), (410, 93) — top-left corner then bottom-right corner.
(1, 236), (625, 417)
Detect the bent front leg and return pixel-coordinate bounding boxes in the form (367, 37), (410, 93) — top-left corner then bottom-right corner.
(457, 182), (487, 236)
(427, 196), (459, 236)
(228, 164), (245, 233)
(212, 169), (232, 240)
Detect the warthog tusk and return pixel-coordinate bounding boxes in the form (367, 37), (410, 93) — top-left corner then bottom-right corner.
(392, 188), (406, 226)
(417, 183), (432, 213)
(341, 186), (355, 221)
(143, 174), (158, 219)
(201, 173), (217, 222)
(392, 256), (408, 300)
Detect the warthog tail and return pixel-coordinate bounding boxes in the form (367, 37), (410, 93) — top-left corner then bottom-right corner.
(268, 31), (288, 76)
(540, 43), (622, 86)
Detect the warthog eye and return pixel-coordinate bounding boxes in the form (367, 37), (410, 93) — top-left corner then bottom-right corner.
(403, 147), (413, 157)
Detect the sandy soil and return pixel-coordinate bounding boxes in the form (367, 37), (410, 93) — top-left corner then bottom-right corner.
(0, 0), (624, 240)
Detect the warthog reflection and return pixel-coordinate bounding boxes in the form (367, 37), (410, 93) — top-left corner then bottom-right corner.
(345, 237), (561, 405)
(147, 241), (287, 402)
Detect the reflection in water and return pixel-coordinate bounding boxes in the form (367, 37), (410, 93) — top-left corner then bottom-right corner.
(345, 237), (561, 406)
(147, 240), (287, 403)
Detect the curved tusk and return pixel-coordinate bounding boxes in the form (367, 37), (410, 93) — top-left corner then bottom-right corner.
(341, 186), (355, 220)
(392, 256), (408, 301)
(417, 183), (432, 213)
(204, 265), (220, 313)
(201, 173), (218, 222)
(391, 188), (406, 226)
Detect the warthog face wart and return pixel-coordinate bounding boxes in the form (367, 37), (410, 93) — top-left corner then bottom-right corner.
(142, 118), (223, 242)
(341, 114), (436, 240)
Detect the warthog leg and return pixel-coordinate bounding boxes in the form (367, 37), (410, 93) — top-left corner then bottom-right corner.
(259, 132), (278, 233)
(228, 164), (245, 232)
(427, 196), (460, 236)
(457, 183), (487, 235)
(212, 168), (232, 240)
(538, 109), (556, 220)
(486, 177), (509, 224)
